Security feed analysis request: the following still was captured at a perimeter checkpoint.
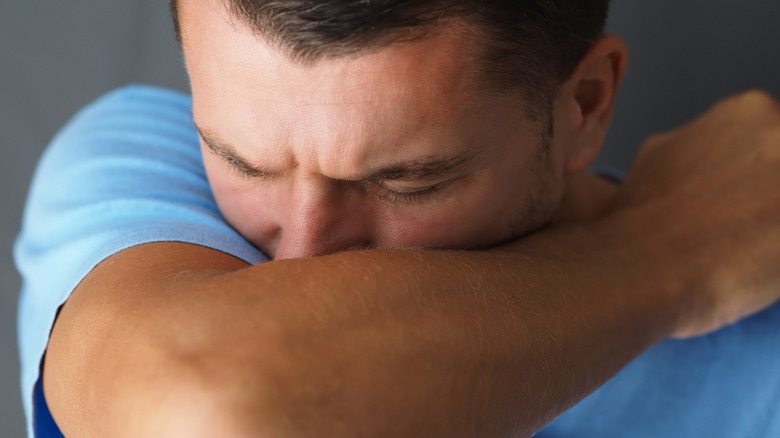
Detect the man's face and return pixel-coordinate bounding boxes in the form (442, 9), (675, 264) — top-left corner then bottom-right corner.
(181, 0), (578, 259)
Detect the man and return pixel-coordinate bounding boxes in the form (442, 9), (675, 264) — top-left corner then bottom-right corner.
(15, 0), (780, 437)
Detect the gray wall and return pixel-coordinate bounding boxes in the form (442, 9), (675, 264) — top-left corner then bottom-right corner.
(1, 1), (778, 436)
(604, 2), (780, 170)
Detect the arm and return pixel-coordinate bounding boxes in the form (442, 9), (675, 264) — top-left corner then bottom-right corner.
(43, 91), (780, 437)
(45, 218), (679, 438)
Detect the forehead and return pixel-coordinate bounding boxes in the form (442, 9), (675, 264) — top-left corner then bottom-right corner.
(181, 0), (481, 101)
(179, 0), (530, 175)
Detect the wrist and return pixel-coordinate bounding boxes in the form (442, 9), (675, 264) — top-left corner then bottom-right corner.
(591, 201), (695, 339)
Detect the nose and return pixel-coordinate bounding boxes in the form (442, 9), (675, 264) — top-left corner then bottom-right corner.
(272, 178), (372, 259)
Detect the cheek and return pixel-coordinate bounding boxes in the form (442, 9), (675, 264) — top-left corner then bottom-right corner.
(381, 151), (558, 249)
(371, 177), (530, 249)
(203, 154), (281, 249)
(373, 208), (454, 247)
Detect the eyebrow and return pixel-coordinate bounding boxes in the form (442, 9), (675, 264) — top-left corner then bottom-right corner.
(364, 152), (476, 182)
(197, 126), (274, 179)
(195, 124), (479, 182)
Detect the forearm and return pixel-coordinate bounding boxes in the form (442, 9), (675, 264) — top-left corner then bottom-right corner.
(46, 209), (682, 438)
(215, 242), (678, 436)
(224, 220), (681, 437)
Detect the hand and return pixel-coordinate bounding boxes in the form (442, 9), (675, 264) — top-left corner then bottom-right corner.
(613, 90), (780, 338)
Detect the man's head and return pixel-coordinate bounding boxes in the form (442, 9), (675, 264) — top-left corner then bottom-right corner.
(173, 0), (627, 258)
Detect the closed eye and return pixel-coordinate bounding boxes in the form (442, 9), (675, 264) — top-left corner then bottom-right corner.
(361, 181), (444, 205)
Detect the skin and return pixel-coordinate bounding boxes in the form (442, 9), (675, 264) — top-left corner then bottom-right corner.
(41, 0), (780, 437)
(183, 0), (625, 258)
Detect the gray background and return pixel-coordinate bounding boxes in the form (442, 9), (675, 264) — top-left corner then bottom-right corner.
(1, 1), (778, 436)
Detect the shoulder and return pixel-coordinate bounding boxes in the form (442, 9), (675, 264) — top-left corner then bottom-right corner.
(16, 83), (264, 312)
(15, 85), (265, 436)
(41, 85), (196, 169)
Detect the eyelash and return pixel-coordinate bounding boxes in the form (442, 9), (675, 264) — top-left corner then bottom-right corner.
(226, 160), (268, 180)
(362, 182), (442, 205)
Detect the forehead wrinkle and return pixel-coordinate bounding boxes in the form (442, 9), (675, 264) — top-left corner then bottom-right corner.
(300, 73), (474, 180)
(282, 80), (480, 184)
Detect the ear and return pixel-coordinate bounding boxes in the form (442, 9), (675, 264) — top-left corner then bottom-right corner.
(559, 34), (629, 176)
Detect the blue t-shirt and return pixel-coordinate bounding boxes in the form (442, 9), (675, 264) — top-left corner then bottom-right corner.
(14, 86), (267, 437)
(16, 86), (780, 437)
(538, 309), (780, 436)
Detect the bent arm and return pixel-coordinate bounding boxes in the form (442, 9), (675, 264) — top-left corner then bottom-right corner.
(45, 210), (683, 438)
(38, 90), (780, 438)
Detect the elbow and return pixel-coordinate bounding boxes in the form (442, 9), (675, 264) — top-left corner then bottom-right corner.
(45, 334), (286, 438)
(44, 306), (288, 437)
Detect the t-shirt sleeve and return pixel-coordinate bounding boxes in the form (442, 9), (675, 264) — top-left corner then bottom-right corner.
(14, 85), (267, 437)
